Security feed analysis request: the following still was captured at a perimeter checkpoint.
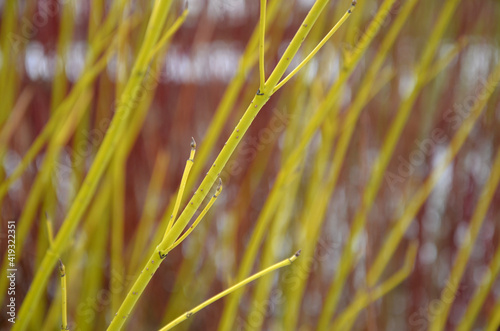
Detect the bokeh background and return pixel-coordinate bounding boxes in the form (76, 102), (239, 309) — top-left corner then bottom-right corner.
(1, 0), (500, 330)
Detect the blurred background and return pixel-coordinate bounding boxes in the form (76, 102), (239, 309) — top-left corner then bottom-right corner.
(1, 0), (500, 330)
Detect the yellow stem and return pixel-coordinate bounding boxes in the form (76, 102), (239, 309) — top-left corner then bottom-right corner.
(259, 0), (267, 90)
(273, 0), (356, 93)
(59, 261), (68, 331)
(165, 138), (197, 236)
(166, 179), (223, 253)
(159, 251), (301, 331)
(148, 7), (188, 62)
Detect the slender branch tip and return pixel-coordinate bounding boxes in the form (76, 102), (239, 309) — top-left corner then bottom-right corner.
(348, 1), (357, 13)
(288, 250), (301, 263)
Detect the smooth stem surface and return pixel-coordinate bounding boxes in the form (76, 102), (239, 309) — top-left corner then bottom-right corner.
(433, 145), (500, 330)
(273, 1), (356, 93)
(318, 0), (461, 324)
(328, 20), (467, 331)
(161, 0), (335, 267)
(457, 196), (500, 331)
(111, 92), (271, 330)
(259, 0), (266, 90)
(114, 0), (352, 328)
(111, 158), (126, 313)
(50, 0), (75, 112)
(168, 179), (222, 252)
(13, 1), (171, 329)
(159, 251), (301, 331)
(217, 0), (398, 327)
(165, 139), (196, 235)
(0, 0), (18, 126)
(148, 7), (187, 63)
(128, 152), (169, 274)
(333, 242), (418, 330)
(367, 60), (500, 287)
(0, 4), (127, 199)
(218, 1), (362, 329)
(264, 0), (330, 92)
(0, 90), (92, 300)
(59, 261), (68, 331)
(45, 213), (67, 331)
(181, 0), (282, 206)
(485, 300), (500, 331)
(46, 215), (55, 248)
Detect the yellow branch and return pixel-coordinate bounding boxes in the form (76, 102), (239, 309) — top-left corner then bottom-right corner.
(159, 251), (301, 331)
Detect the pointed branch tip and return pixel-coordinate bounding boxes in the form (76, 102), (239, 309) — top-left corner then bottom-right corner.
(348, 1), (357, 13)
(295, 250), (301, 257)
(215, 178), (223, 194)
(191, 137), (196, 149)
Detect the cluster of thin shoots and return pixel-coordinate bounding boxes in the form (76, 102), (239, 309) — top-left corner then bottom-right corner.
(2, 0), (499, 330)
(109, 1), (357, 329)
(4, 0), (359, 330)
